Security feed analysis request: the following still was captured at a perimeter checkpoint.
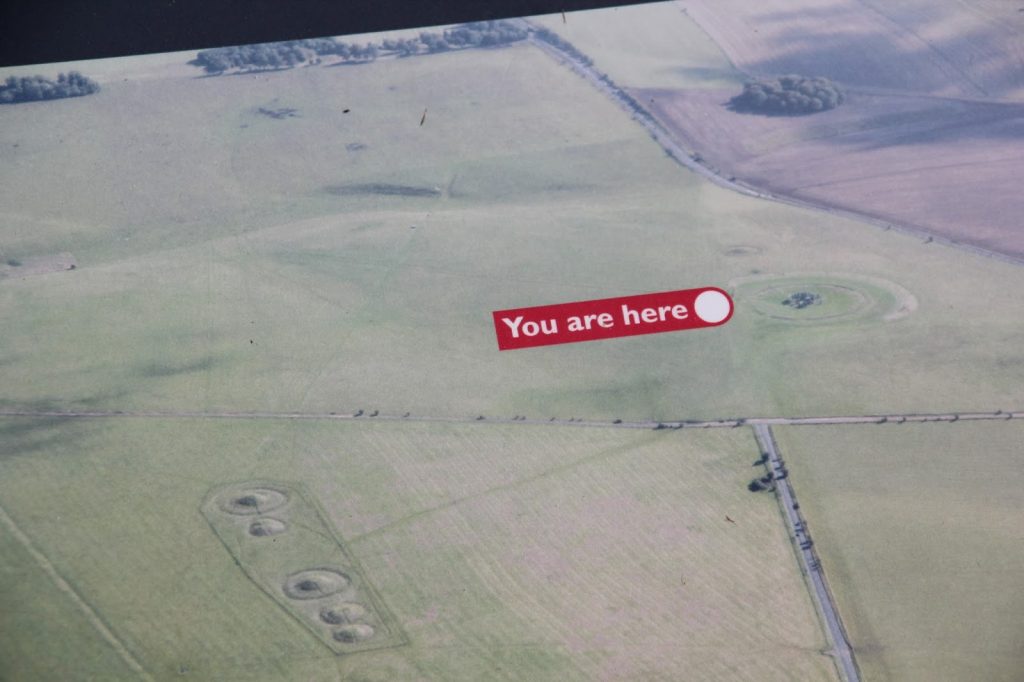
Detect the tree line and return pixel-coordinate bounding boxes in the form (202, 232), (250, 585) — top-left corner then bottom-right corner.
(190, 20), (528, 75)
(190, 39), (378, 74)
(729, 75), (844, 115)
(0, 72), (100, 104)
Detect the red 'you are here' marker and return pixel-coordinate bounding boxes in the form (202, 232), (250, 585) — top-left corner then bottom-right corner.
(492, 287), (733, 350)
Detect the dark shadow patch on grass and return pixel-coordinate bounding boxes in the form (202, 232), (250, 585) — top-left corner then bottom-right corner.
(139, 356), (217, 378)
(322, 183), (442, 198)
(0, 417), (85, 459)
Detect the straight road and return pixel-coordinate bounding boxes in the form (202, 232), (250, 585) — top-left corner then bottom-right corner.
(753, 423), (860, 682)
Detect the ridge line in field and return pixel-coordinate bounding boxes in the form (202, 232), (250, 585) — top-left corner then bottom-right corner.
(0, 408), (1018, 428)
(0, 502), (154, 681)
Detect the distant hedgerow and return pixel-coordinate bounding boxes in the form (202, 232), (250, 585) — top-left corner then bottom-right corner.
(0, 72), (100, 104)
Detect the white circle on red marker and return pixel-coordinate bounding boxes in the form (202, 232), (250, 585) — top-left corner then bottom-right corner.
(694, 290), (732, 324)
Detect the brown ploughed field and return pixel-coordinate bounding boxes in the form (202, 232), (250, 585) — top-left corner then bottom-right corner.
(638, 86), (1024, 257)
(625, 1), (1024, 258)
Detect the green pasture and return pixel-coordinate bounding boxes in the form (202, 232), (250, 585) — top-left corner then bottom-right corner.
(1, 39), (1023, 422)
(532, 2), (743, 89)
(776, 421), (1024, 682)
(0, 417), (836, 681)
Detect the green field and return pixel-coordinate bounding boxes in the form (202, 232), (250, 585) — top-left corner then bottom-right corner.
(532, 2), (743, 89)
(2, 41), (1024, 422)
(775, 421), (1024, 682)
(3, 4), (1024, 680)
(0, 418), (837, 681)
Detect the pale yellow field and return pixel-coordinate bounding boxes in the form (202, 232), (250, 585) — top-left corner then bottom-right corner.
(533, 1), (742, 89)
(776, 421), (1024, 682)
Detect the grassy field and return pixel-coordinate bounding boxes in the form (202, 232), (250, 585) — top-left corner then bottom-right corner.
(531, 2), (742, 89)
(0, 516), (138, 680)
(3, 7), (1024, 679)
(775, 421), (1024, 682)
(0, 417), (837, 681)
(2, 38), (1024, 422)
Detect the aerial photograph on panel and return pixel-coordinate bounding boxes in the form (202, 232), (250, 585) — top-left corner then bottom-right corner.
(1, 1), (1022, 680)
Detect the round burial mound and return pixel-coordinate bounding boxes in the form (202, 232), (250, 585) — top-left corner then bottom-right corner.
(333, 623), (375, 643)
(320, 602), (368, 625)
(218, 485), (290, 515)
(249, 518), (287, 537)
(731, 273), (916, 325)
(283, 569), (351, 600)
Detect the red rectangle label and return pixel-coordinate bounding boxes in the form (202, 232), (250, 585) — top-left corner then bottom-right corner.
(492, 287), (733, 350)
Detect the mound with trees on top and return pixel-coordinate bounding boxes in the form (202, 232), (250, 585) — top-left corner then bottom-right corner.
(728, 75), (844, 115)
(0, 72), (100, 104)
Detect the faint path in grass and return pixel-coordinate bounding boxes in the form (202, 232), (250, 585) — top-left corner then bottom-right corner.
(347, 431), (660, 544)
(0, 502), (154, 681)
(0, 408), (1018, 428)
(753, 423), (860, 682)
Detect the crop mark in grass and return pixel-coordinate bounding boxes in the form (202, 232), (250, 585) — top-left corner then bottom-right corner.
(138, 356), (218, 378)
(0, 503), (154, 680)
(256, 107), (299, 120)
(350, 429), (664, 544)
(723, 244), (763, 256)
(322, 183), (441, 198)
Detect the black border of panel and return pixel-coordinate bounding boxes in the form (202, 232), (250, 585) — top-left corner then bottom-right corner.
(0, 0), (658, 67)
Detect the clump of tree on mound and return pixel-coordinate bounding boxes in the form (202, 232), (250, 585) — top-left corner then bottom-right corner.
(190, 39), (378, 74)
(729, 75), (844, 115)
(190, 20), (528, 75)
(0, 72), (100, 104)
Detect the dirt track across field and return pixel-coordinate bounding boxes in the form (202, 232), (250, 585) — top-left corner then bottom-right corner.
(754, 424), (860, 682)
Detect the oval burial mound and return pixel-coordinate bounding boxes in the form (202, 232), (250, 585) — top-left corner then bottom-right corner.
(320, 602), (368, 625)
(218, 486), (290, 515)
(333, 623), (375, 643)
(283, 569), (351, 600)
(249, 518), (287, 537)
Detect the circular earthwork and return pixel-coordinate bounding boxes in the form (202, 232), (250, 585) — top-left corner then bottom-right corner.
(320, 602), (368, 625)
(730, 273), (916, 325)
(283, 569), (351, 600)
(333, 623), (376, 643)
(248, 518), (287, 537)
(218, 485), (290, 516)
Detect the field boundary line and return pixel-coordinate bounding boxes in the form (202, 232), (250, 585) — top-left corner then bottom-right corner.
(752, 424), (860, 682)
(0, 502), (154, 681)
(0, 408), (1019, 430)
